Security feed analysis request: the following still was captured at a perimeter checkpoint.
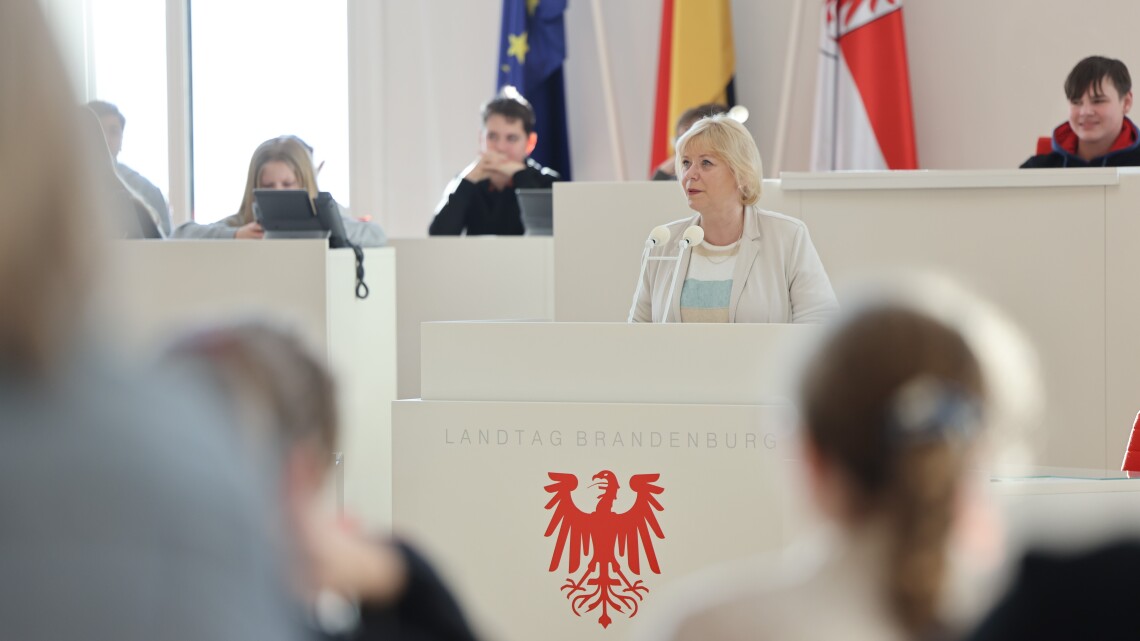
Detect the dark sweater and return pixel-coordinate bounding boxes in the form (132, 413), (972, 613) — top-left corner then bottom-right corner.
(316, 541), (480, 641)
(429, 158), (559, 235)
(964, 541), (1140, 640)
(1021, 117), (1140, 168)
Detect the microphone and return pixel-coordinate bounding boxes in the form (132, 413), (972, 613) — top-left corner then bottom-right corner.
(627, 225), (672, 322)
(661, 226), (704, 323)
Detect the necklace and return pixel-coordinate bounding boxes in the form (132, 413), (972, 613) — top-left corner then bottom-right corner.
(695, 240), (740, 265)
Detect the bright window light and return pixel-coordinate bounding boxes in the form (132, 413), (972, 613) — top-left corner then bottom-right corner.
(190, 0), (349, 223)
(90, 0), (170, 200)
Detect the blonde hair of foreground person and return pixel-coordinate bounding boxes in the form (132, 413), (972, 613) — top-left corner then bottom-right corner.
(674, 114), (763, 206)
(234, 135), (320, 227)
(639, 277), (1040, 641)
(0, 1), (98, 373)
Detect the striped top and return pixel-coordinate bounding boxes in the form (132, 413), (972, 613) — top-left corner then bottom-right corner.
(679, 240), (740, 323)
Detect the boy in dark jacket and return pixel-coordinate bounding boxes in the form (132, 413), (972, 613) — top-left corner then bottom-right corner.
(429, 87), (559, 235)
(1022, 56), (1140, 168)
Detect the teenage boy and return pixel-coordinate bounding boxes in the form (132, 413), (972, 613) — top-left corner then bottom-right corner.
(1023, 56), (1140, 168)
(429, 87), (560, 235)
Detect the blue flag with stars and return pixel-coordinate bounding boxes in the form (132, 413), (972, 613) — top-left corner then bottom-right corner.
(497, 0), (571, 179)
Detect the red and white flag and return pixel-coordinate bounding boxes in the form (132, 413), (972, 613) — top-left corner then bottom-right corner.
(811, 0), (918, 170)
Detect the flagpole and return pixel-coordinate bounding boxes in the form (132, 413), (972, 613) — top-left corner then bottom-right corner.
(771, 0), (805, 176)
(589, 0), (628, 180)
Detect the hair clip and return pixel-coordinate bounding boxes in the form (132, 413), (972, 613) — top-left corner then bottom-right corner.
(887, 376), (982, 443)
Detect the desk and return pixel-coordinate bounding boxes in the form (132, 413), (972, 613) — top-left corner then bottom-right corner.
(106, 240), (396, 528)
(389, 237), (554, 400)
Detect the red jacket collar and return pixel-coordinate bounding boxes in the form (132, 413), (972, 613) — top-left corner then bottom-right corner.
(1054, 117), (1139, 156)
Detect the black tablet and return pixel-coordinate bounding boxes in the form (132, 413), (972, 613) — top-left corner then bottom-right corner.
(252, 189), (328, 239)
(517, 188), (553, 236)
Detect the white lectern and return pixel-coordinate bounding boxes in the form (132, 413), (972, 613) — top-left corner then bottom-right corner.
(393, 322), (820, 641)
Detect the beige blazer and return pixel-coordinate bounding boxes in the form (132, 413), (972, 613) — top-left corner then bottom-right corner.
(631, 207), (838, 323)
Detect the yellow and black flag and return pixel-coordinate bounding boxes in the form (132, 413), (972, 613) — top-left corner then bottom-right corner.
(650, 0), (736, 176)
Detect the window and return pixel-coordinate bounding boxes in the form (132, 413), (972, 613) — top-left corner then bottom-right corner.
(89, 0), (170, 200)
(190, 0), (349, 223)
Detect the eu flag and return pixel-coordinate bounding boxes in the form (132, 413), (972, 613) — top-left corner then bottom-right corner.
(497, 0), (572, 179)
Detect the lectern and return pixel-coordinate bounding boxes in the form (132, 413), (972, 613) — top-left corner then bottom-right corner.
(393, 321), (820, 641)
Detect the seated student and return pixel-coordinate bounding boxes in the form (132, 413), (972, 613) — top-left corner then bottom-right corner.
(81, 107), (165, 238)
(87, 100), (174, 235)
(652, 103), (730, 181)
(163, 323), (481, 641)
(429, 87), (560, 236)
(174, 135), (387, 247)
(1022, 56), (1139, 167)
(634, 279), (1033, 641)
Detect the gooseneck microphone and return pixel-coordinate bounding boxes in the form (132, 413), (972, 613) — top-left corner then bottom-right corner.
(661, 226), (704, 323)
(627, 225), (672, 322)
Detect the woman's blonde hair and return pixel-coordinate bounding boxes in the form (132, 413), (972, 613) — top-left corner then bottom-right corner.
(674, 114), (763, 205)
(0, 0), (97, 372)
(798, 298), (986, 638)
(235, 136), (320, 225)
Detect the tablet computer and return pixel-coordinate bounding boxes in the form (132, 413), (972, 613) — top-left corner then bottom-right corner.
(252, 189), (329, 240)
(516, 188), (553, 236)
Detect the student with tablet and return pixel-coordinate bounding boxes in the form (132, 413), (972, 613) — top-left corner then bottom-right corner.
(174, 135), (386, 246)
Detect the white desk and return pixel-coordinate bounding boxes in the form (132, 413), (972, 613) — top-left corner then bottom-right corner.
(106, 240), (397, 528)
(389, 237), (554, 400)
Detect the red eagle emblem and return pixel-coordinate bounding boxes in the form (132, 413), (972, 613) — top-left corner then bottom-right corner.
(544, 471), (665, 629)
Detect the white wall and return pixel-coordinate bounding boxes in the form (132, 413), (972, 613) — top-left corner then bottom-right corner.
(368, 0), (1140, 238)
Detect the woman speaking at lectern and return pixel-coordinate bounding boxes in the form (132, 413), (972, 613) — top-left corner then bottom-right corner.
(629, 115), (838, 323)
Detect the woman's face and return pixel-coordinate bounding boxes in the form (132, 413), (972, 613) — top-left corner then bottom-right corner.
(258, 160), (300, 190)
(679, 138), (738, 215)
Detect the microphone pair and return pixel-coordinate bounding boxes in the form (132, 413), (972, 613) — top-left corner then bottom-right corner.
(627, 225), (705, 323)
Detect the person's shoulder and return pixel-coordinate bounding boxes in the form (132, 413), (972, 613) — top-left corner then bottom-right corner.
(116, 162), (160, 190)
(115, 161), (143, 180)
(751, 207), (803, 225)
(658, 213), (701, 240)
(1020, 153), (1062, 168)
(631, 553), (800, 641)
(1107, 145), (1140, 166)
(750, 207), (809, 238)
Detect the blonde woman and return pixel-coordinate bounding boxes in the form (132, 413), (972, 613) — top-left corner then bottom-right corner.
(631, 115), (837, 323)
(0, 1), (296, 638)
(175, 135), (386, 246)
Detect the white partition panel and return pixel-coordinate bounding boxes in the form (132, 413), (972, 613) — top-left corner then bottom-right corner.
(1105, 169), (1140, 472)
(794, 178), (1106, 473)
(420, 322), (821, 405)
(390, 237), (554, 400)
(392, 399), (801, 641)
(106, 240), (397, 528)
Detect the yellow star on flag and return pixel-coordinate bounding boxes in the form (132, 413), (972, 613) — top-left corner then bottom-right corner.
(507, 31), (529, 65)
(527, 0), (540, 16)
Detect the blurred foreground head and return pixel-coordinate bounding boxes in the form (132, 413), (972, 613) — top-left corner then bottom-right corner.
(164, 322), (337, 472)
(796, 275), (1040, 637)
(0, 0), (97, 373)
